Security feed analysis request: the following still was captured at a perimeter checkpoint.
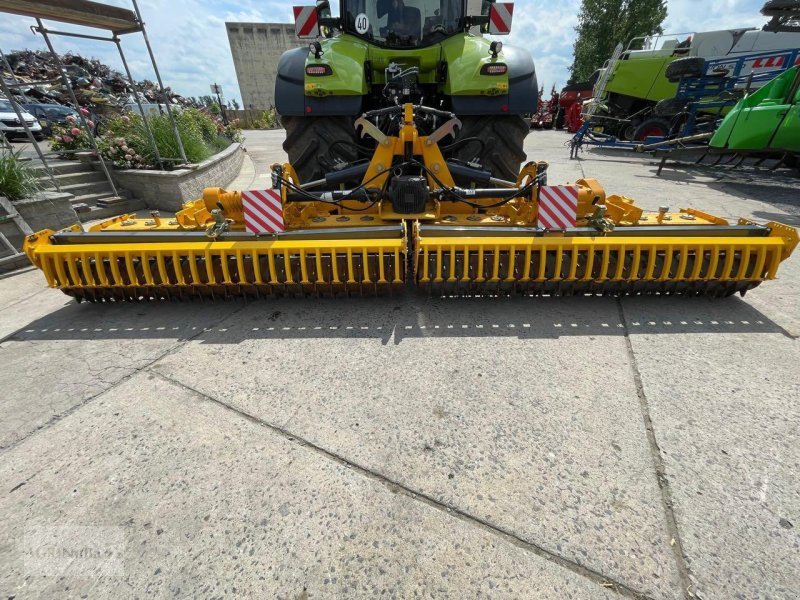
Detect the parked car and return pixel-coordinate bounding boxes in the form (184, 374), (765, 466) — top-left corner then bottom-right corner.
(0, 98), (43, 141)
(22, 103), (104, 137)
(22, 103), (79, 136)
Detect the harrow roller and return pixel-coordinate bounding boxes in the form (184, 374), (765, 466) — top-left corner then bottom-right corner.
(414, 227), (791, 297)
(27, 233), (406, 301)
(22, 104), (798, 301)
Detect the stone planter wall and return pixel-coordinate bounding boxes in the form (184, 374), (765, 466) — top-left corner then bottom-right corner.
(108, 143), (245, 212)
(0, 192), (78, 251)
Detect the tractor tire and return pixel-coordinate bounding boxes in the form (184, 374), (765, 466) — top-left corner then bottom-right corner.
(280, 116), (358, 183)
(448, 115), (529, 183)
(622, 123), (638, 141)
(654, 96), (688, 117)
(632, 118), (672, 141)
(665, 57), (706, 83)
(762, 0), (800, 17)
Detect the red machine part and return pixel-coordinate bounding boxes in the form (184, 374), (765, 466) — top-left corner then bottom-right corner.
(557, 82), (594, 130)
(531, 87), (560, 129)
(565, 102), (583, 133)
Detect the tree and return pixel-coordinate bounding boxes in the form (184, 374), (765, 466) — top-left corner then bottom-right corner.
(570, 0), (668, 83)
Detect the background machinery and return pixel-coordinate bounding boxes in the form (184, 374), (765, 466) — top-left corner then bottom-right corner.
(556, 72), (598, 133)
(710, 64), (800, 158)
(530, 86), (559, 129)
(585, 1), (800, 142)
(649, 65), (800, 173)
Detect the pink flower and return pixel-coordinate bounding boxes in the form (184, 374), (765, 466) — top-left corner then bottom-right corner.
(66, 115), (76, 124)
(70, 127), (81, 136)
(125, 154), (132, 160)
(87, 120), (95, 128)
(121, 115), (130, 123)
(79, 107), (90, 116)
(63, 135), (73, 143)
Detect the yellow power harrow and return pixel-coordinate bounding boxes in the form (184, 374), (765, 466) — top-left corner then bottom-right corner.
(24, 104), (798, 301)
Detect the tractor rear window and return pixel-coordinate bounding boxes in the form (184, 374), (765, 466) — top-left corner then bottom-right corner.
(344, 0), (464, 47)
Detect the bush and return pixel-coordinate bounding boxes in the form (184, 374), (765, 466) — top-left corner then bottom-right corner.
(0, 148), (40, 201)
(98, 108), (238, 169)
(239, 109), (280, 130)
(49, 111), (94, 157)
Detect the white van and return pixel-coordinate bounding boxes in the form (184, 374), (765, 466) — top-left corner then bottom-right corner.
(0, 98), (44, 141)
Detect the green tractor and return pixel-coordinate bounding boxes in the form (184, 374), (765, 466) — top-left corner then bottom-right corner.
(274, 0), (537, 184)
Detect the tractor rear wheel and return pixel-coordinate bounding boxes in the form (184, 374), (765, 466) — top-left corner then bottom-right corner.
(632, 118), (672, 141)
(448, 115), (529, 183)
(281, 116), (359, 183)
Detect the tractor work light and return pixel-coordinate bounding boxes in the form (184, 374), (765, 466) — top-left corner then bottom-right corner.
(306, 64), (333, 76)
(480, 63), (508, 75)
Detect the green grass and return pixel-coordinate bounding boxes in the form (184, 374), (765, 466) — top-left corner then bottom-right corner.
(148, 115), (214, 164)
(0, 147), (40, 202)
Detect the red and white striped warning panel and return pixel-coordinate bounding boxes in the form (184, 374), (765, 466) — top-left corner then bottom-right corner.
(293, 6), (319, 38)
(538, 185), (578, 230)
(750, 55), (786, 69)
(242, 189), (285, 234)
(488, 3), (514, 35)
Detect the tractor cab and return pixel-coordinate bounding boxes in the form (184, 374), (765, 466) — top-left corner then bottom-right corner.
(309, 0), (510, 47)
(341, 0), (467, 47)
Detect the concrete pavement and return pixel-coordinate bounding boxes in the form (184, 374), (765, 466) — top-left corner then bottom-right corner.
(0, 129), (797, 599)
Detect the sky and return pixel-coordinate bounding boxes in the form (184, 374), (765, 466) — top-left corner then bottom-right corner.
(0, 0), (769, 105)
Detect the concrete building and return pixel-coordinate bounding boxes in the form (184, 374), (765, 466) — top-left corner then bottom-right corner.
(226, 22), (307, 110)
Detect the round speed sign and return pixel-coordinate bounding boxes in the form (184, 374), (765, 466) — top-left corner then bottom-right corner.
(354, 13), (370, 34)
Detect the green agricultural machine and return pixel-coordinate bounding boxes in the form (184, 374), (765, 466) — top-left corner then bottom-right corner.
(644, 66), (799, 174)
(274, 0), (537, 184)
(709, 65), (800, 160)
(588, 1), (800, 141)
